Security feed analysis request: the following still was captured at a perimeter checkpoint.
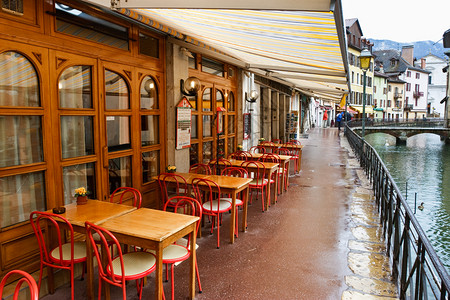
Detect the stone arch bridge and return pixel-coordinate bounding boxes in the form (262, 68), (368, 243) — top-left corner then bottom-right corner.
(350, 119), (450, 144)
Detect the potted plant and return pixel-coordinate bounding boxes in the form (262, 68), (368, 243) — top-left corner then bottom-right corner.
(237, 144), (243, 151)
(166, 165), (177, 173)
(258, 138), (265, 144)
(74, 187), (89, 205)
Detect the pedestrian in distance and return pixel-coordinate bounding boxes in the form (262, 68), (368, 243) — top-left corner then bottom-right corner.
(336, 112), (343, 131)
(323, 110), (328, 128)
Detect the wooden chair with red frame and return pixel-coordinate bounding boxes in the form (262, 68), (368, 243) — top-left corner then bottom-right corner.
(288, 139), (301, 145)
(192, 178), (232, 249)
(30, 211), (88, 300)
(85, 221), (157, 300)
(157, 173), (190, 210)
(261, 152), (286, 196)
(0, 270), (39, 300)
(189, 163), (212, 175)
(240, 161), (269, 212)
(159, 196), (203, 300)
(220, 166), (249, 237)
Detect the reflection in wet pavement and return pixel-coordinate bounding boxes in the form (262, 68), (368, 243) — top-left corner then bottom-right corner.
(341, 135), (399, 299)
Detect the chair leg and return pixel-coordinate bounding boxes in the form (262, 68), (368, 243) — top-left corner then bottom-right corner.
(234, 207), (239, 238)
(171, 263), (175, 300)
(195, 258), (202, 293)
(216, 216), (220, 249)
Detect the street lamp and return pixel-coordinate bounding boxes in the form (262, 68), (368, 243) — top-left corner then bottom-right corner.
(359, 47), (373, 139)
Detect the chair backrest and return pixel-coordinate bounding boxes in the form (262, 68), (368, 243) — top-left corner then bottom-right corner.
(30, 211), (76, 268)
(110, 187), (142, 208)
(209, 158), (232, 175)
(249, 145), (266, 154)
(0, 270), (39, 300)
(85, 221), (126, 289)
(276, 148), (291, 156)
(229, 151), (251, 161)
(261, 153), (280, 164)
(192, 178), (223, 212)
(189, 163), (212, 175)
(241, 161), (266, 185)
(221, 166), (249, 178)
(157, 173), (189, 206)
(288, 140), (301, 145)
(163, 196), (202, 246)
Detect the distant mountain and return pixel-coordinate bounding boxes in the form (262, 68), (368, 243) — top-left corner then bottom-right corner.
(371, 39), (446, 60)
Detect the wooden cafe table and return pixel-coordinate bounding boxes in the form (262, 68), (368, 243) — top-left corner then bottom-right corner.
(227, 158), (279, 211)
(46, 200), (137, 300)
(99, 208), (199, 300)
(167, 172), (252, 244)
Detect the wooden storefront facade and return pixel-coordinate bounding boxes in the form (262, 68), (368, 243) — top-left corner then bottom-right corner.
(0, 0), (238, 278)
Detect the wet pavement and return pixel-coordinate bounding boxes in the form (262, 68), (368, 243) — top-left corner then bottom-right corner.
(40, 128), (398, 299)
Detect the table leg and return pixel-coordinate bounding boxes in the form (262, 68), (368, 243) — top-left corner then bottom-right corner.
(189, 227), (196, 299)
(265, 170), (272, 211)
(273, 169), (278, 204)
(229, 192), (236, 243)
(155, 246), (163, 300)
(298, 149), (302, 171)
(242, 187), (249, 232)
(284, 160), (290, 191)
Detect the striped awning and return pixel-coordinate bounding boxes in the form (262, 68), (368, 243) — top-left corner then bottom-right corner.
(86, 0), (349, 102)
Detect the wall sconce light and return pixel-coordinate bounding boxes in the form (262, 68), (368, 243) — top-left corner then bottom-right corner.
(245, 90), (259, 103)
(180, 76), (201, 96)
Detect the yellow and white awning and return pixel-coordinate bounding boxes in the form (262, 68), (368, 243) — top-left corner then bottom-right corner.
(85, 0), (349, 102)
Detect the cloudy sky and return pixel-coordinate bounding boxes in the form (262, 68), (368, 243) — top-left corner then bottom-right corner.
(341, 0), (450, 43)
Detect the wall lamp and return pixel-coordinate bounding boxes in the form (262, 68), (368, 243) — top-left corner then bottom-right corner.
(245, 90), (259, 103)
(180, 76), (201, 96)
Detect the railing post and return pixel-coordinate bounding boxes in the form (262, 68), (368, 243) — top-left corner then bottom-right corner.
(400, 215), (411, 297)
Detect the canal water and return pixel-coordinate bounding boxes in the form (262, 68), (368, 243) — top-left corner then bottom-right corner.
(364, 133), (450, 272)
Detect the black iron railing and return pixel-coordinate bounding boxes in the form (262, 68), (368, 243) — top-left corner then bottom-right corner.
(344, 125), (450, 299)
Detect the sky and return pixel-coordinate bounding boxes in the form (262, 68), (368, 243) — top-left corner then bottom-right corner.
(341, 0), (450, 43)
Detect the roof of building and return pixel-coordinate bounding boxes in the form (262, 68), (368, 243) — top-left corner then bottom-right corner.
(373, 50), (430, 74)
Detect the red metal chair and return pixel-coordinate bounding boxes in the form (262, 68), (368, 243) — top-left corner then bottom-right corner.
(157, 173), (189, 209)
(287, 147), (300, 173)
(249, 145), (266, 154)
(0, 270), (39, 300)
(30, 211), (87, 300)
(189, 163), (212, 175)
(275, 147), (290, 156)
(208, 158), (232, 175)
(241, 161), (269, 212)
(221, 167), (249, 236)
(161, 196), (203, 300)
(85, 221), (156, 300)
(110, 187), (142, 208)
(261, 153), (286, 195)
(192, 178), (232, 249)
(229, 151), (251, 161)
(288, 139), (301, 145)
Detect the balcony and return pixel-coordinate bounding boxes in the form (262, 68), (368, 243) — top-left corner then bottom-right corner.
(413, 91), (424, 99)
(394, 92), (402, 99)
(404, 104), (414, 111)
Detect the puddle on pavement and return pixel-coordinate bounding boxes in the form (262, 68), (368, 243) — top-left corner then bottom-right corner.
(345, 276), (398, 298)
(348, 252), (393, 281)
(351, 226), (383, 243)
(342, 290), (398, 300)
(348, 240), (386, 254)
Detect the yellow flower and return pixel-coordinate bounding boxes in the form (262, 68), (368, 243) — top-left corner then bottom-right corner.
(74, 187), (88, 197)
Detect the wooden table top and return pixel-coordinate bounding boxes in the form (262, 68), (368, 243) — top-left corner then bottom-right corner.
(174, 172), (252, 190)
(53, 200), (137, 227)
(249, 153), (292, 161)
(223, 159), (279, 171)
(262, 143), (303, 149)
(99, 208), (199, 242)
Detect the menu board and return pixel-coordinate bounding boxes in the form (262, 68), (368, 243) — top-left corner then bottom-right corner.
(243, 113), (251, 140)
(176, 97), (193, 149)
